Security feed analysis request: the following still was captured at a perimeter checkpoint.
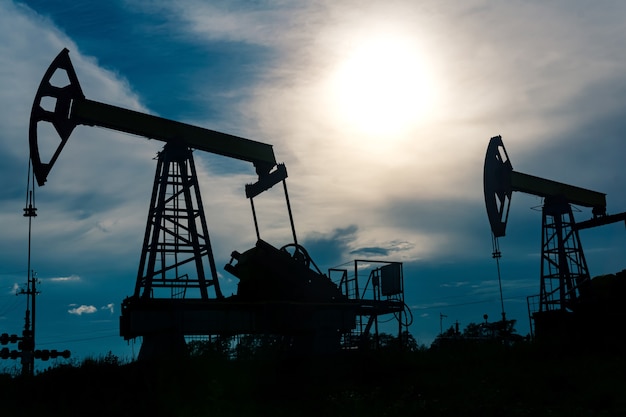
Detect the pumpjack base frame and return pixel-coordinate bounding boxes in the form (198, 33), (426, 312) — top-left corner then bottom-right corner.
(120, 297), (403, 339)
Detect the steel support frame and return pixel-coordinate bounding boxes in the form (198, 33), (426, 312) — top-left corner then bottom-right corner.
(330, 261), (405, 349)
(134, 141), (222, 300)
(539, 198), (590, 313)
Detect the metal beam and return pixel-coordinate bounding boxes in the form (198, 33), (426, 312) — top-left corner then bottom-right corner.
(573, 211), (626, 231)
(72, 98), (277, 175)
(511, 171), (606, 213)
(119, 298), (404, 339)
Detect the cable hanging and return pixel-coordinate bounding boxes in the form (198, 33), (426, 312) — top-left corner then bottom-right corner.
(491, 232), (506, 322)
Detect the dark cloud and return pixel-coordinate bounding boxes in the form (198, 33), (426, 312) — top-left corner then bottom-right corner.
(519, 74), (626, 196)
(349, 246), (389, 257)
(348, 240), (415, 258)
(301, 224), (358, 268)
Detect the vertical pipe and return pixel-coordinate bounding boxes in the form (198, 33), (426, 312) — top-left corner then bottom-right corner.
(539, 209), (549, 312)
(353, 260), (359, 300)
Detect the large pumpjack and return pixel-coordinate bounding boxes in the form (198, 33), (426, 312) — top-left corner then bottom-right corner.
(29, 49), (405, 358)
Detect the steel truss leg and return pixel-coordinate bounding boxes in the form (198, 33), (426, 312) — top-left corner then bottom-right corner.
(539, 197), (590, 313)
(134, 142), (222, 300)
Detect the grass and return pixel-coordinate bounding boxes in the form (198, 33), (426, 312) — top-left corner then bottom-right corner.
(0, 343), (625, 416)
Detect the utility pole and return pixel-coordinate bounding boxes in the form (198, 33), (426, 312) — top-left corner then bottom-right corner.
(16, 271), (37, 376)
(0, 166), (71, 375)
(439, 313), (447, 335)
(1, 274), (70, 376)
(21, 174), (38, 376)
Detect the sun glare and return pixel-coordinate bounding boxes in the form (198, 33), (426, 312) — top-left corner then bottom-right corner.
(330, 35), (436, 137)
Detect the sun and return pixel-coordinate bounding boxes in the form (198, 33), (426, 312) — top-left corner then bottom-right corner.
(330, 35), (436, 136)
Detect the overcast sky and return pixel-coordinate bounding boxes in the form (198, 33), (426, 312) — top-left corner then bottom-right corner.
(2, 0), (626, 364)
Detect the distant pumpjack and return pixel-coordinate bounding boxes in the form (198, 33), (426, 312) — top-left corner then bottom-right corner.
(483, 135), (626, 339)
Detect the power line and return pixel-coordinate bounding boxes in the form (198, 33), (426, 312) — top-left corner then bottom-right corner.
(37, 332), (120, 346)
(411, 292), (535, 312)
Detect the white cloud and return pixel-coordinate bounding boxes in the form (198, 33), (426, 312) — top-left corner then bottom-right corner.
(101, 303), (115, 314)
(0, 1), (160, 272)
(68, 305), (97, 316)
(49, 274), (81, 283)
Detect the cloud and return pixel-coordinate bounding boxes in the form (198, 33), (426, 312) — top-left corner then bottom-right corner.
(68, 305), (97, 316)
(3, 0), (626, 352)
(440, 282), (470, 289)
(49, 274), (81, 283)
(133, 0), (313, 47)
(101, 303), (115, 314)
(0, 2), (160, 274)
(301, 225), (358, 267)
(9, 0), (621, 279)
(349, 246), (390, 257)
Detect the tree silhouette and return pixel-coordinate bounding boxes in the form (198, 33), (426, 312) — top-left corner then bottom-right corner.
(431, 318), (523, 349)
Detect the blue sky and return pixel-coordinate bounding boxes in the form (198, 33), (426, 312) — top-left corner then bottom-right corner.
(2, 0), (626, 365)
